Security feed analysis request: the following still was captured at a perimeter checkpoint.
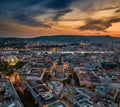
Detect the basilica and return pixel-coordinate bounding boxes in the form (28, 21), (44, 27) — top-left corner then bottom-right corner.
(52, 55), (68, 81)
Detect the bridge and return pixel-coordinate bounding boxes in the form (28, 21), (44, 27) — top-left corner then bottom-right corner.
(36, 51), (114, 54)
(0, 49), (114, 54)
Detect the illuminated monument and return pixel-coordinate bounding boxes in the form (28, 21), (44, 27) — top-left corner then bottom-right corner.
(7, 55), (18, 66)
(52, 55), (68, 81)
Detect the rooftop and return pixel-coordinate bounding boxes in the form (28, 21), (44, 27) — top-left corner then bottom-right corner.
(0, 78), (23, 107)
(48, 101), (68, 107)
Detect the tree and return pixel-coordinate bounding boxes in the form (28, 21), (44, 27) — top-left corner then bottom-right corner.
(0, 60), (26, 76)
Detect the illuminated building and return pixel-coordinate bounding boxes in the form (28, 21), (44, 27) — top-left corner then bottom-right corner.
(52, 55), (68, 81)
(7, 55), (18, 66)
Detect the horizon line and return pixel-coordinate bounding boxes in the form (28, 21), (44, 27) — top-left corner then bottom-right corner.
(0, 34), (120, 39)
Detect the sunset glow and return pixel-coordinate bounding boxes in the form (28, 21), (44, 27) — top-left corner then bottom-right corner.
(0, 0), (120, 38)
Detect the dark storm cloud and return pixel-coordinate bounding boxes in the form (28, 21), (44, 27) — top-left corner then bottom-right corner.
(79, 18), (120, 31)
(0, 0), (75, 10)
(0, 0), (49, 28)
(0, 0), (75, 27)
(0, 0), (20, 3)
(45, 0), (74, 10)
(0, 0), (43, 4)
(24, 0), (45, 6)
(43, 0), (75, 21)
(12, 13), (51, 28)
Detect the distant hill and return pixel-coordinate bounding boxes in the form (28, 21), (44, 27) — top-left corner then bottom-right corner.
(0, 35), (120, 43)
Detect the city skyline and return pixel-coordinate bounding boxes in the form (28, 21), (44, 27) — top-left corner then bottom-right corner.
(0, 0), (120, 38)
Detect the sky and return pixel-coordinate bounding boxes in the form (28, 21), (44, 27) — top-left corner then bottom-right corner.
(0, 0), (120, 38)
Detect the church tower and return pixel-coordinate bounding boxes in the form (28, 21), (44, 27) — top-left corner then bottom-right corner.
(52, 55), (68, 81)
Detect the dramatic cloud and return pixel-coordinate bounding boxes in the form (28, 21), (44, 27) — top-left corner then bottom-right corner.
(79, 19), (110, 31)
(98, 6), (119, 11)
(24, 0), (45, 6)
(75, 0), (120, 12)
(52, 9), (73, 21)
(45, 0), (74, 10)
(11, 13), (51, 28)
(116, 9), (120, 13)
(0, 0), (120, 37)
(79, 18), (120, 31)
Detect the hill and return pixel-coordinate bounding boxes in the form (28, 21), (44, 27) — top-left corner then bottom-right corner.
(0, 35), (119, 43)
